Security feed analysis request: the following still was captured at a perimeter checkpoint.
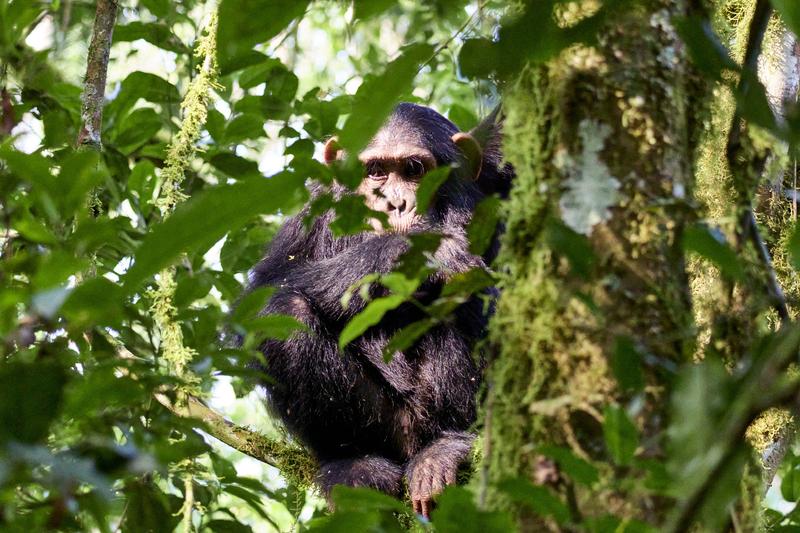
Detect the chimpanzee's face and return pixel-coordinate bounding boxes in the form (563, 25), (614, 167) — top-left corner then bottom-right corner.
(357, 132), (436, 234)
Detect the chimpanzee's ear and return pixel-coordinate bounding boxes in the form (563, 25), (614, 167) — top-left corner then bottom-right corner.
(468, 104), (502, 150)
(323, 136), (342, 165)
(452, 132), (482, 181)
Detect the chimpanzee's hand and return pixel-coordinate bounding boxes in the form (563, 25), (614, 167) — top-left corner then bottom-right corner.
(406, 433), (473, 519)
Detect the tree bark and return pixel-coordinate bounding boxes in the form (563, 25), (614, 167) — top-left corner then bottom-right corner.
(481, 1), (698, 528)
(480, 1), (800, 530)
(77, 0), (118, 148)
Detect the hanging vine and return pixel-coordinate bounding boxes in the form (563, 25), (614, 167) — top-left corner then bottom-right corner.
(149, 12), (220, 380)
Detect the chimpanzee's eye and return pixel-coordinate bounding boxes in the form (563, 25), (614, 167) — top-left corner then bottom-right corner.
(404, 158), (424, 177)
(366, 161), (386, 179)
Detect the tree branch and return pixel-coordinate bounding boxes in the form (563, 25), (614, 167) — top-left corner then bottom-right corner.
(105, 334), (317, 487)
(154, 392), (317, 488)
(77, 0), (118, 148)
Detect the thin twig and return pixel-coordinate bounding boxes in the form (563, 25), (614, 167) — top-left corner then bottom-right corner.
(77, 0), (118, 148)
(724, 0), (789, 324)
(418, 8), (480, 74)
(153, 392), (316, 486)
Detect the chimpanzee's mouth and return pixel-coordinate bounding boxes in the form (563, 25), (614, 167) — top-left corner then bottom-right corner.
(387, 211), (420, 233)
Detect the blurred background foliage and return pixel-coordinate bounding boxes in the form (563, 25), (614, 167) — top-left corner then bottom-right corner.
(5, 0), (800, 531)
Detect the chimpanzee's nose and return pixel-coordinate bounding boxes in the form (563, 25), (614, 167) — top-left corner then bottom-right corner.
(388, 198), (407, 214)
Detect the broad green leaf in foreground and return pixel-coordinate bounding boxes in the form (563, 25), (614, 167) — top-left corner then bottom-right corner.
(122, 173), (306, 291)
(217, 0), (311, 72)
(339, 294), (407, 350)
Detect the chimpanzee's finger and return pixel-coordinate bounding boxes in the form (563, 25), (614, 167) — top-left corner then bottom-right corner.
(421, 499), (431, 519)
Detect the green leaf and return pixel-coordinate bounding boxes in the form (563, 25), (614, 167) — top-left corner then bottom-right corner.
(432, 486), (515, 533)
(206, 108), (226, 142)
(379, 272), (421, 298)
(61, 277), (126, 327)
(611, 336), (645, 393)
(0, 361), (66, 444)
(458, 0), (618, 79)
(263, 66), (299, 105)
(772, 0), (800, 38)
(206, 520), (254, 533)
(674, 16), (737, 81)
(209, 152), (261, 179)
(683, 223), (745, 281)
(224, 113), (266, 143)
(244, 315), (306, 342)
(382, 319), (437, 361)
(416, 166), (451, 213)
(339, 294), (407, 350)
(544, 218), (596, 278)
(113, 21), (189, 53)
(230, 286), (274, 323)
(448, 104), (479, 131)
(497, 477), (571, 525)
(105, 71), (180, 122)
(305, 510), (383, 532)
(140, 0), (170, 17)
(537, 445), (599, 487)
(458, 38), (498, 80)
(217, 0), (311, 71)
(113, 108), (163, 154)
(736, 71), (779, 134)
(603, 405), (638, 466)
(330, 486), (406, 512)
(328, 194), (383, 236)
(121, 482), (182, 533)
(782, 467), (800, 502)
(467, 196), (501, 255)
(440, 267), (495, 299)
(352, 0), (396, 20)
(788, 221), (800, 271)
(122, 172), (306, 292)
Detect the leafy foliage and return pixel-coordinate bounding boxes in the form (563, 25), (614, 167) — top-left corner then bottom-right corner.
(4, 0), (800, 531)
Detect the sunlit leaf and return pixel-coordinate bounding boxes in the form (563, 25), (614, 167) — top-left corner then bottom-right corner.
(415, 166), (451, 213)
(772, 0), (800, 38)
(217, 0), (311, 71)
(122, 172), (306, 291)
(339, 294), (406, 350)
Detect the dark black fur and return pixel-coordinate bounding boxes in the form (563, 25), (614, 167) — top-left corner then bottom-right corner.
(246, 103), (511, 505)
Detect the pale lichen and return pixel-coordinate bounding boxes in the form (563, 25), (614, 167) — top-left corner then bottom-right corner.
(556, 118), (620, 235)
(149, 13), (220, 378)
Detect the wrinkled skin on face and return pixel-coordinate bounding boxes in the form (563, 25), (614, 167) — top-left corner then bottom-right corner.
(357, 143), (435, 233)
(325, 105), (485, 235)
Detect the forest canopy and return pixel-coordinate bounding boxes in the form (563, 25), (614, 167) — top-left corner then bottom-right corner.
(4, 0), (800, 531)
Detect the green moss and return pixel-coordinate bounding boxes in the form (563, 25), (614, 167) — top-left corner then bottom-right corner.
(480, 3), (702, 527)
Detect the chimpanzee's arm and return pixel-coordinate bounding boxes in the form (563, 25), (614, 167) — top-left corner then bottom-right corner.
(281, 233), (409, 320)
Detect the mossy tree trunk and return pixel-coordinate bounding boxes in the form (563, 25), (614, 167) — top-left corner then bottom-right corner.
(481, 0), (720, 529)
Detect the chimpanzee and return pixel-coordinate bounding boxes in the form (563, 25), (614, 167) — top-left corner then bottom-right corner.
(246, 103), (512, 517)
